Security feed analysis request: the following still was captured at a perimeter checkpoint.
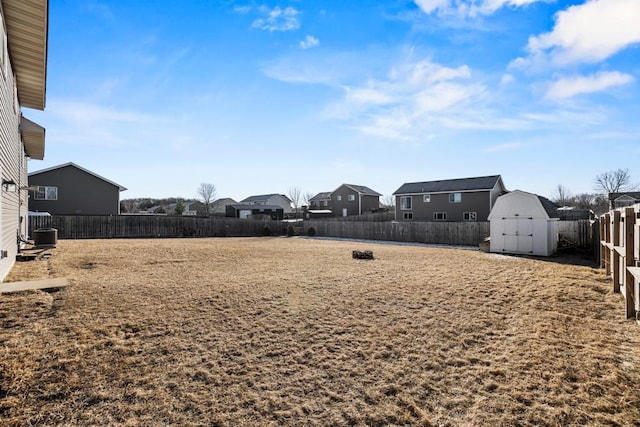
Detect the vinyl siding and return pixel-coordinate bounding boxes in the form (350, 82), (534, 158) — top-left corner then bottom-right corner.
(0, 17), (26, 280)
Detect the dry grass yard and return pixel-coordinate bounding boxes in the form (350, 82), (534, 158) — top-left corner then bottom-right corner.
(1, 237), (639, 426)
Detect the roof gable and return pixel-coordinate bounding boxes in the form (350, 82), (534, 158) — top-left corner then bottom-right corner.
(28, 162), (127, 191)
(394, 175), (503, 195)
(334, 184), (382, 197)
(241, 194), (292, 203)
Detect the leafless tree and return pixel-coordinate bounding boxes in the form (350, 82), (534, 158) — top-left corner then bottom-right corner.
(594, 169), (636, 194)
(197, 183), (216, 215)
(553, 185), (573, 206)
(288, 186), (302, 219)
(381, 194), (396, 208)
(303, 192), (315, 208)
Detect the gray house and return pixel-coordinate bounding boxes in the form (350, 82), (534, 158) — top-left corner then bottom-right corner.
(226, 204), (284, 220)
(0, 1), (48, 281)
(240, 194), (293, 214)
(609, 192), (640, 210)
(308, 192), (332, 210)
(393, 175), (506, 222)
(28, 163), (127, 215)
(331, 184), (382, 217)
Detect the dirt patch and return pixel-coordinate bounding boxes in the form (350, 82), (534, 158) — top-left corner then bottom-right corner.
(1, 237), (638, 426)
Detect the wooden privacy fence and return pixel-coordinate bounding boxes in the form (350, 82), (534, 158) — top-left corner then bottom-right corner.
(600, 205), (640, 319)
(29, 215), (285, 239)
(29, 215), (594, 249)
(309, 220), (490, 246)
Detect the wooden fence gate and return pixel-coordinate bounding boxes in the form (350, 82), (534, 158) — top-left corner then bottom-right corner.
(600, 205), (640, 319)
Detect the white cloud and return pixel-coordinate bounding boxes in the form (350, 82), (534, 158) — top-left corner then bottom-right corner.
(484, 142), (525, 152)
(514, 0), (640, 68)
(545, 71), (634, 99)
(252, 6), (300, 32)
(300, 35), (319, 49)
(414, 0), (547, 18)
(500, 74), (514, 85)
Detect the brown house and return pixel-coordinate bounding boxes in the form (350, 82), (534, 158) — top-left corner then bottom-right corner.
(331, 184), (382, 217)
(393, 175), (506, 222)
(28, 163), (127, 215)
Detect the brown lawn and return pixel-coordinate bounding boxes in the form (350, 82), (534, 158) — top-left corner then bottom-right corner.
(1, 237), (639, 426)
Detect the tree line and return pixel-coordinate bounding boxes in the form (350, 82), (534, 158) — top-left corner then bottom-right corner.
(552, 169), (638, 215)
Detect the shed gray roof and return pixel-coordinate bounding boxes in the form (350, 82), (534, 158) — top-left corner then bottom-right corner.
(340, 184), (382, 197)
(393, 175), (502, 195)
(536, 195), (560, 219)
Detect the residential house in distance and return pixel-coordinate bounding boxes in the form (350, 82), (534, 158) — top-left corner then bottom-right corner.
(240, 194), (293, 215)
(28, 163), (127, 215)
(226, 204), (284, 220)
(609, 192), (640, 210)
(210, 198), (237, 216)
(0, 0), (48, 280)
(331, 184), (382, 217)
(308, 192), (332, 210)
(393, 175), (506, 222)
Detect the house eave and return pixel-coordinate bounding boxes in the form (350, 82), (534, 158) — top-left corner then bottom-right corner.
(3, 0), (49, 110)
(20, 116), (45, 160)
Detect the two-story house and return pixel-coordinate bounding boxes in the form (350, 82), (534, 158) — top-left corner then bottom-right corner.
(393, 175), (506, 222)
(331, 184), (382, 217)
(29, 163), (127, 215)
(0, 0), (48, 280)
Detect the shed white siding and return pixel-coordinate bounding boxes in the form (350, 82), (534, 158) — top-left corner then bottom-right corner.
(488, 190), (559, 257)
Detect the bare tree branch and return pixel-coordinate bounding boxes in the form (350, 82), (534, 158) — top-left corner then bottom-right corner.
(197, 183), (217, 215)
(288, 186), (302, 219)
(594, 169), (635, 194)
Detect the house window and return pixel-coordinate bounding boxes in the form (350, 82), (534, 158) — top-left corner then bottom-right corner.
(463, 212), (477, 222)
(423, 194), (431, 203)
(400, 196), (412, 210)
(433, 212), (447, 221)
(403, 212), (413, 220)
(449, 193), (462, 203)
(337, 195), (342, 201)
(34, 186), (58, 200)
(348, 194), (355, 201)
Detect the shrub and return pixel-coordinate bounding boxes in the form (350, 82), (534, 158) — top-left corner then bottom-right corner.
(287, 225), (295, 237)
(262, 225), (271, 236)
(307, 227), (316, 237)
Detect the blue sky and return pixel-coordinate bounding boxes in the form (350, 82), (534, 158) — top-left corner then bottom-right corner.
(25, 0), (640, 201)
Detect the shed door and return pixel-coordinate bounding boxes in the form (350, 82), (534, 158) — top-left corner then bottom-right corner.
(502, 217), (534, 254)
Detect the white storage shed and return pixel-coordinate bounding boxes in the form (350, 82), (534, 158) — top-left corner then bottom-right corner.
(488, 190), (560, 256)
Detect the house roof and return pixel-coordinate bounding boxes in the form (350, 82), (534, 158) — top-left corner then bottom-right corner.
(393, 175), (503, 195)
(241, 194), (292, 203)
(212, 198), (237, 206)
(3, 0), (48, 110)
(28, 162), (127, 191)
(20, 116), (45, 160)
(338, 184), (382, 197)
(310, 192), (332, 201)
(230, 204), (284, 210)
(609, 192), (640, 201)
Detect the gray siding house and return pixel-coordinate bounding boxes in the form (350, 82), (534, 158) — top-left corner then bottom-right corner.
(308, 192), (332, 210)
(609, 192), (640, 210)
(28, 163), (127, 215)
(0, 0), (48, 281)
(393, 175), (506, 222)
(240, 194), (293, 214)
(331, 184), (382, 217)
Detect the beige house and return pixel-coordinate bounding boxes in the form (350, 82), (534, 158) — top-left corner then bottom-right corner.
(0, 1), (48, 280)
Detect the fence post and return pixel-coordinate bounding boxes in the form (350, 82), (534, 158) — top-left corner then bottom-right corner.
(624, 207), (635, 318)
(612, 210), (621, 293)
